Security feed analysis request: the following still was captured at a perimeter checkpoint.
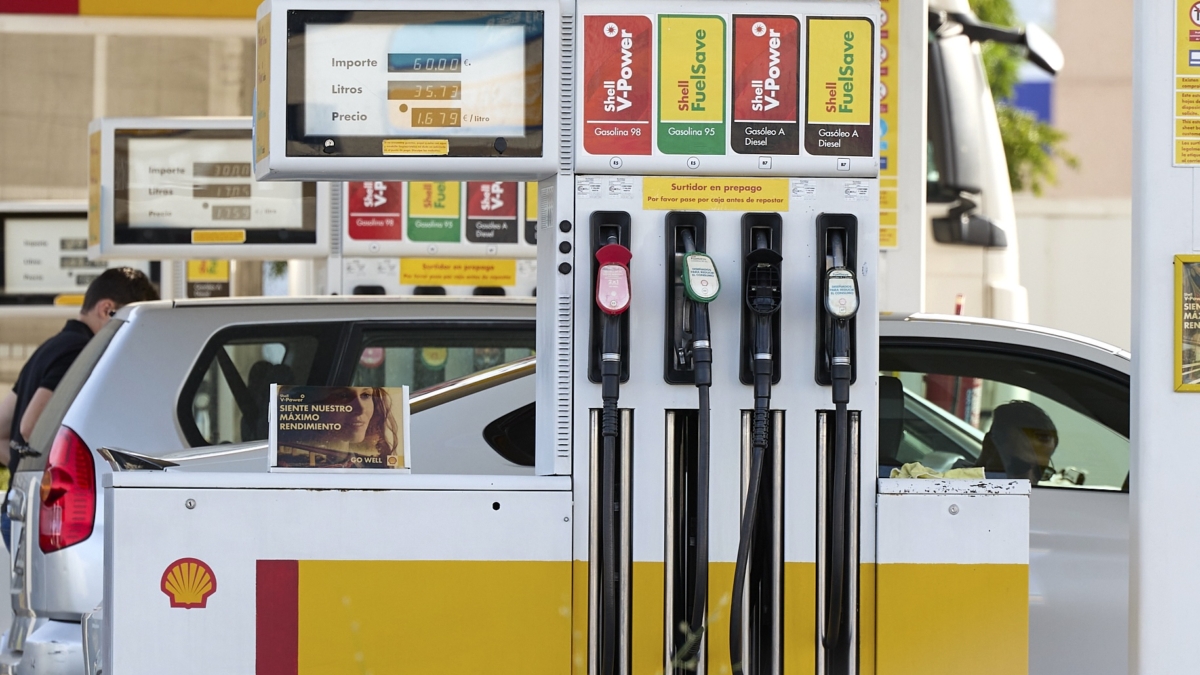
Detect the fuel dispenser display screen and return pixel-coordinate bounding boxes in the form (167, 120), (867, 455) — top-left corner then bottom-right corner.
(286, 10), (545, 158)
(114, 129), (317, 245)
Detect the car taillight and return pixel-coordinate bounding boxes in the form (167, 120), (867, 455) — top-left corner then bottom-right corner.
(39, 426), (96, 553)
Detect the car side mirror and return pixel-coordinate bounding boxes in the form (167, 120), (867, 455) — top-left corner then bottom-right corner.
(1022, 23), (1064, 75)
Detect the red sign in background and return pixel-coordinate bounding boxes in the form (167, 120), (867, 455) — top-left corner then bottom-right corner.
(583, 15), (653, 156)
(466, 182), (519, 244)
(466, 182), (518, 219)
(347, 182), (403, 240)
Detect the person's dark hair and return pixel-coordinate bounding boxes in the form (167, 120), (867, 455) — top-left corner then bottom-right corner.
(82, 267), (159, 312)
(991, 400), (1057, 439)
(976, 400), (1058, 473)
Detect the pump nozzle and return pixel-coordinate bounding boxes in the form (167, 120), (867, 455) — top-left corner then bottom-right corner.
(745, 241), (782, 318)
(596, 236), (632, 317)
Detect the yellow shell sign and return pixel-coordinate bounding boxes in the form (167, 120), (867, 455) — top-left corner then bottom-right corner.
(161, 558), (217, 609)
(804, 16), (875, 156)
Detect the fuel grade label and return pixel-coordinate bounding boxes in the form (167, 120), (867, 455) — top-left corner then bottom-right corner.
(347, 181), (403, 241)
(466, 181), (519, 244)
(805, 17), (874, 156)
(732, 16), (799, 155)
(583, 16), (653, 155)
(657, 15), (726, 155)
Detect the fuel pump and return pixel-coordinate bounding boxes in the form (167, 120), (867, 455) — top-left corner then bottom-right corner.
(591, 212), (632, 675)
(815, 215), (859, 673)
(732, 214), (783, 675)
(664, 212), (720, 667)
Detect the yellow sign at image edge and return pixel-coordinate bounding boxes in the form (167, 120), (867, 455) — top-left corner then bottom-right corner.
(88, 131), (101, 248)
(1176, 139), (1200, 164)
(880, 227), (898, 249)
(255, 13), (271, 164)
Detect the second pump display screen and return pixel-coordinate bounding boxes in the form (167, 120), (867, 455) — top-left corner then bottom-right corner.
(290, 11), (544, 158)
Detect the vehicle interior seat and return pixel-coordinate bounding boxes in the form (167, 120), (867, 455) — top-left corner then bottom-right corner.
(879, 375), (905, 477)
(243, 361), (297, 440)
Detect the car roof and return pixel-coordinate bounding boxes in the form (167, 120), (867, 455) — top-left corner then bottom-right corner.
(115, 294), (534, 318)
(171, 295), (535, 309)
(114, 301), (1129, 374)
(881, 313), (1131, 375)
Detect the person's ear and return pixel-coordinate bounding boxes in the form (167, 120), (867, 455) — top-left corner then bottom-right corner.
(92, 298), (118, 320)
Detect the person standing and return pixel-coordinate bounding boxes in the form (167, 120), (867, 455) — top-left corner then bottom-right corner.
(0, 268), (159, 548)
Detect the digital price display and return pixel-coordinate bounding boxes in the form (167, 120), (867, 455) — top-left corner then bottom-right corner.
(286, 10), (545, 158)
(1, 216), (149, 297)
(115, 129), (316, 245)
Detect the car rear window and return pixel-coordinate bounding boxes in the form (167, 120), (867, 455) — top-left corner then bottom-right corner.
(178, 319), (537, 448)
(349, 324), (534, 390)
(178, 323), (345, 447)
(21, 318), (124, 472)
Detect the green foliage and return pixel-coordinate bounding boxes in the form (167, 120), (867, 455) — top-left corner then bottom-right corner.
(969, 0), (1077, 194)
(996, 103), (1078, 196)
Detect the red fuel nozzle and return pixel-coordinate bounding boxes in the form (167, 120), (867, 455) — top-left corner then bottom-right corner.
(596, 243), (632, 315)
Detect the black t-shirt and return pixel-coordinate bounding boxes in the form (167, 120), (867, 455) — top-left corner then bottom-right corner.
(9, 319), (93, 458)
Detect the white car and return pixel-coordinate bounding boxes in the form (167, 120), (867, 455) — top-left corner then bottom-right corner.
(4, 304), (1128, 675)
(3, 296), (538, 675)
(879, 314), (1129, 675)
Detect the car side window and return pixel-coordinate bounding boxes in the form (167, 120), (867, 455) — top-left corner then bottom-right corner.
(180, 324), (343, 447)
(880, 344), (1129, 491)
(349, 325), (534, 391)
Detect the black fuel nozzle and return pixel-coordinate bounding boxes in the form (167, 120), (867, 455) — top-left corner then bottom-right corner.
(745, 235), (783, 318)
(745, 232), (782, 404)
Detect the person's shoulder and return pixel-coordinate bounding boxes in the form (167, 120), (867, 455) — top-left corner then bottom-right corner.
(40, 322), (92, 352)
(24, 323), (91, 369)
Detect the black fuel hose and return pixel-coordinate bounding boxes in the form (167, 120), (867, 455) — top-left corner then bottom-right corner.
(600, 313), (620, 675)
(731, 317), (772, 675)
(731, 230), (778, 675)
(824, 337), (849, 653)
(824, 234), (852, 654)
(674, 229), (711, 664)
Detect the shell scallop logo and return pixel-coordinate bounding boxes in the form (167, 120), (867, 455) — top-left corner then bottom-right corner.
(161, 558), (217, 609)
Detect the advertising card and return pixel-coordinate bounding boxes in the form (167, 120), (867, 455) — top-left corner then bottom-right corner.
(268, 385), (411, 471)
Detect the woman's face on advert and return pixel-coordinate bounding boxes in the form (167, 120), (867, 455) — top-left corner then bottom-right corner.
(326, 387), (375, 443)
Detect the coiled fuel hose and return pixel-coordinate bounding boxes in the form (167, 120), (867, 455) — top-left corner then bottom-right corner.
(731, 231), (781, 675)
